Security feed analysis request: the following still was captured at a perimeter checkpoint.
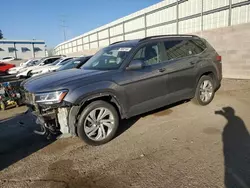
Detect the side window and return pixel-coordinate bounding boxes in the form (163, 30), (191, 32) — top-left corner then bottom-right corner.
(133, 43), (160, 66)
(163, 39), (206, 61)
(48, 58), (58, 64)
(43, 59), (52, 65)
(3, 57), (11, 60)
(164, 40), (190, 60)
(191, 39), (207, 54)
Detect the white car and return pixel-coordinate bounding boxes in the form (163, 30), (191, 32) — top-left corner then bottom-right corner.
(0, 56), (15, 62)
(8, 59), (39, 75)
(31, 57), (74, 77)
(16, 56), (62, 78)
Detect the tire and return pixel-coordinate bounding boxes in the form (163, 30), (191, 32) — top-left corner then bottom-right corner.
(193, 75), (215, 106)
(77, 100), (119, 146)
(27, 71), (32, 78)
(0, 101), (6, 111)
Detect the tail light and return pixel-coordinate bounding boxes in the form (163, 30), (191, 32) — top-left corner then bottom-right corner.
(216, 55), (222, 62)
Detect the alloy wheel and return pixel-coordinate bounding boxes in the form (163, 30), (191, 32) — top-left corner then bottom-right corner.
(199, 80), (213, 102)
(83, 107), (115, 141)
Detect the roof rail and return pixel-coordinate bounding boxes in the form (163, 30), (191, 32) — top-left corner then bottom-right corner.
(110, 40), (127, 45)
(139, 35), (199, 42)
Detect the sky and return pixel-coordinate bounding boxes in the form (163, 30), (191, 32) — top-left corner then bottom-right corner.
(1, 0), (161, 48)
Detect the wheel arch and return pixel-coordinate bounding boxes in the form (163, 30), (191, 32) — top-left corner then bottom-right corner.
(196, 67), (218, 89)
(68, 92), (125, 136)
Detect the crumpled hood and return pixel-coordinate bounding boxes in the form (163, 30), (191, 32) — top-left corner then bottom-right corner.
(22, 69), (111, 93)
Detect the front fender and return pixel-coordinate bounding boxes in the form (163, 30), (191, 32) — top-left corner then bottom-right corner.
(65, 81), (124, 103)
(66, 81), (128, 135)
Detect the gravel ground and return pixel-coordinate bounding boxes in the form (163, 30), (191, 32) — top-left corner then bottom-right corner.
(0, 79), (250, 188)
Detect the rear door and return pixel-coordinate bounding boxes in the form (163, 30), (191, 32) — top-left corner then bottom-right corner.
(160, 38), (205, 102)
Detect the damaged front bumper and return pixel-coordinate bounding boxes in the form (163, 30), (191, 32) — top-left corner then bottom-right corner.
(26, 100), (74, 137)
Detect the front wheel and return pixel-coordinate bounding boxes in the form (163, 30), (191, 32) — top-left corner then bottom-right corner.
(193, 75), (215, 106)
(77, 100), (119, 146)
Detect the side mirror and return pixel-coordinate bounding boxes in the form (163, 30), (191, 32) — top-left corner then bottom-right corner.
(126, 60), (143, 70)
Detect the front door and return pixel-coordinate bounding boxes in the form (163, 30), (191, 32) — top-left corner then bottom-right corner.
(118, 42), (167, 117)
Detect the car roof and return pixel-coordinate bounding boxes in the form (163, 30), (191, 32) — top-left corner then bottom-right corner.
(109, 35), (200, 47)
(41, 56), (63, 60)
(74, 56), (92, 61)
(109, 39), (139, 48)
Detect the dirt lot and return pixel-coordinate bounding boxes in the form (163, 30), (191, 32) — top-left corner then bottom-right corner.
(0, 79), (250, 188)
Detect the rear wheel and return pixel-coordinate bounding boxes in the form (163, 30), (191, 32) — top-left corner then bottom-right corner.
(77, 100), (119, 146)
(193, 75), (215, 106)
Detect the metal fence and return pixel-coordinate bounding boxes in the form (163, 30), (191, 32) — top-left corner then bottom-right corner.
(54, 0), (250, 55)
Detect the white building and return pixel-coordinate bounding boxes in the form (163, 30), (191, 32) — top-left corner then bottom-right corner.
(0, 40), (46, 59)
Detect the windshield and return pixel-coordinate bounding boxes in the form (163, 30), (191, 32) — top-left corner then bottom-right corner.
(3, 57), (12, 60)
(57, 59), (80, 71)
(26, 60), (39, 67)
(37, 58), (45, 66)
(82, 46), (132, 70)
(23, 59), (32, 65)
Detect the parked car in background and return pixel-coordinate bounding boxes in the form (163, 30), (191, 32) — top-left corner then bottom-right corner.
(8, 59), (40, 75)
(31, 57), (74, 77)
(22, 35), (222, 146)
(19, 59), (40, 67)
(0, 62), (15, 75)
(0, 56), (15, 63)
(57, 56), (92, 71)
(16, 56), (62, 78)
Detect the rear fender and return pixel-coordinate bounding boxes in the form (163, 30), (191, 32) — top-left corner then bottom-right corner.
(196, 62), (219, 90)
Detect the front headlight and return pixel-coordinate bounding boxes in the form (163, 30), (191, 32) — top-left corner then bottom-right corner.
(35, 90), (68, 104)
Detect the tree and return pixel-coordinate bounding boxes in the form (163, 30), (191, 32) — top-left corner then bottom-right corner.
(0, 30), (3, 39)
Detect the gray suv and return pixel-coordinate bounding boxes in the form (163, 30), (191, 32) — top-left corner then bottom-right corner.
(22, 35), (222, 145)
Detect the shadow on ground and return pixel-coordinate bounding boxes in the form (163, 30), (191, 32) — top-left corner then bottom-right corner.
(0, 111), (54, 171)
(215, 107), (250, 188)
(116, 100), (187, 138)
(0, 100), (186, 171)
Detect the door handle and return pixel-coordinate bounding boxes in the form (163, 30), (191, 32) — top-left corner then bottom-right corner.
(158, 68), (166, 72)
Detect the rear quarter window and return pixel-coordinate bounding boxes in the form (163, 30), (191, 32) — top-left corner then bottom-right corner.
(191, 39), (207, 53)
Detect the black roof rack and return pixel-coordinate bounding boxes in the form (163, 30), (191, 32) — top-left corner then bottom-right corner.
(139, 34), (199, 42)
(110, 40), (128, 45)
